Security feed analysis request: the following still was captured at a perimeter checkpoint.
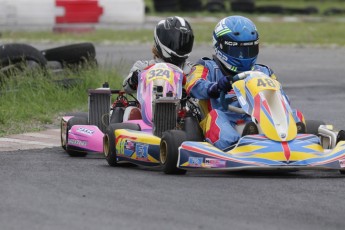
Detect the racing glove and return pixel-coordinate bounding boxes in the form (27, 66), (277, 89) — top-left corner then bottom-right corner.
(128, 70), (140, 90)
(207, 83), (220, 98)
(217, 76), (232, 92)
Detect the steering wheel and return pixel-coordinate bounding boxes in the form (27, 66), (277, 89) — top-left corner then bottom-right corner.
(219, 72), (250, 114)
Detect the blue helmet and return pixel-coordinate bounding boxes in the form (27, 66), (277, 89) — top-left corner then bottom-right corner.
(213, 16), (259, 72)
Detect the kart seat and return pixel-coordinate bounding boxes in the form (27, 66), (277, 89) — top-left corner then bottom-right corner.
(242, 121), (259, 136)
(123, 106), (142, 121)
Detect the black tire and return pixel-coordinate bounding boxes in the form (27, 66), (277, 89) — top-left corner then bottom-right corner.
(160, 130), (187, 175)
(180, 0), (202, 12)
(60, 119), (67, 150)
(0, 43), (47, 68)
(109, 107), (125, 124)
(41, 43), (96, 67)
(305, 120), (326, 135)
(60, 112), (88, 150)
(255, 5), (284, 14)
(183, 116), (204, 141)
(231, 0), (255, 13)
(104, 123), (141, 166)
(65, 116), (89, 157)
(153, 0), (179, 12)
(205, 0), (226, 13)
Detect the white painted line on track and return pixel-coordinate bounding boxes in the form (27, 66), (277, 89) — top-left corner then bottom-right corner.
(0, 138), (57, 147)
(0, 129), (61, 152)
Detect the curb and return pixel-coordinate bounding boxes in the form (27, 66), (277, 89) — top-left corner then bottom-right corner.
(0, 129), (60, 152)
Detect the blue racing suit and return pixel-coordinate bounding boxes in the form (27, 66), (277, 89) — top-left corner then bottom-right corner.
(185, 57), (304, 151)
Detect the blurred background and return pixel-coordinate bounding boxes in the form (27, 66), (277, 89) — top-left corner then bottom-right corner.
(147, 0), (345, 15)
(1, 0), (345, 32)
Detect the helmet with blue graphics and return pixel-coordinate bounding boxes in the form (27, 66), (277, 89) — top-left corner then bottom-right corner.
(213, 16), (259, 73)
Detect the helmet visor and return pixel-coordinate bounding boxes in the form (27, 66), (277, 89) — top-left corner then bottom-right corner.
(219, 40), (259, 59)
(157, 29), (194, 56)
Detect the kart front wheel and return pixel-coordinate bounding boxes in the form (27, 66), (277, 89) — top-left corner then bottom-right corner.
(305, 120), (326, 135)
(60, 112), (88, 150)
(60, 119), (67, 150)
(160, 130), (187, 175)
(104, 123), (140, 166)
(65, 116), (88, 157)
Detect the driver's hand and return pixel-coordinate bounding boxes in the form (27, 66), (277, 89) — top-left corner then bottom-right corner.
(217, 76), (232, 92)
(128, 70), (140, 90)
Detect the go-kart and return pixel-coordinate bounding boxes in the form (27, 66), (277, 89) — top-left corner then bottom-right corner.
(60, 84), (142, 157)
(103, 63), (202, 173)
(163, 71), (345, 175)
(61, 62), (201, 162)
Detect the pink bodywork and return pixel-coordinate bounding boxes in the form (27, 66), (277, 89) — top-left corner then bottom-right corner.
(137, 63), (183, 127)
(64, 63), (184, 153)
(63, 116), (104, 153)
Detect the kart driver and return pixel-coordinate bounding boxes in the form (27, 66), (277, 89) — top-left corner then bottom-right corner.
(185, 15), (305, 151)
(123, 16), (195, 93)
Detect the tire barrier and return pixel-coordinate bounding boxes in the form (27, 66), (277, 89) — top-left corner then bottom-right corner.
(231, 0), (256, 13)
(153, 0), (202, 12)
(205, 0), (227, 13)
(0, 43), (47, 68)
(0, 43), (98, 87)
(324, 8), (345, 16)
(41, 43), (96, 67)
(0, 0), (145, 31)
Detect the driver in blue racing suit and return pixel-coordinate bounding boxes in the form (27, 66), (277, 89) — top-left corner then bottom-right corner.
(185, 16), (305, 151)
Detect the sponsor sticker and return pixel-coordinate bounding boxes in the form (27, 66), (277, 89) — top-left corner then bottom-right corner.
(188, 157), (203, 167)
(136, 144), (149, 159)
(76, 127), (95, 136)
(205, 158), (226, 168)
(68, 139), (87, 146)
(339, 159), (345, 168)
(125, 140), (136, 151)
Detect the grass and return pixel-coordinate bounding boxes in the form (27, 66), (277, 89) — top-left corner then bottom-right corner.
(2, 18), (345, 47)
(0, 64), (123, 136)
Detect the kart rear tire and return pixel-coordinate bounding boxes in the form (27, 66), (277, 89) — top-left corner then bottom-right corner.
(305, 120), (326, 135)
(109, 107), (125, 124)
(183, 116), (204, 141)
(65, 116), (89, 157)
(160, 130), (187, 175)
(104, 123), (140, 166)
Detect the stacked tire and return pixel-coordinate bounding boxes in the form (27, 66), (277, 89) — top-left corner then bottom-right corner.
(153, 0), (202, 12)
(0, 42), (97, 86)
(231, 0), (255, 13)
(41, 42), (96, 68)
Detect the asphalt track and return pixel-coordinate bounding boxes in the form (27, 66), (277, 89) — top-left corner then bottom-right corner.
(1, 44), (345, 230)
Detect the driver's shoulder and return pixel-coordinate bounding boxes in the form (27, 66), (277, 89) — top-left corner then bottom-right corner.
(194, 57), (217, 69)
